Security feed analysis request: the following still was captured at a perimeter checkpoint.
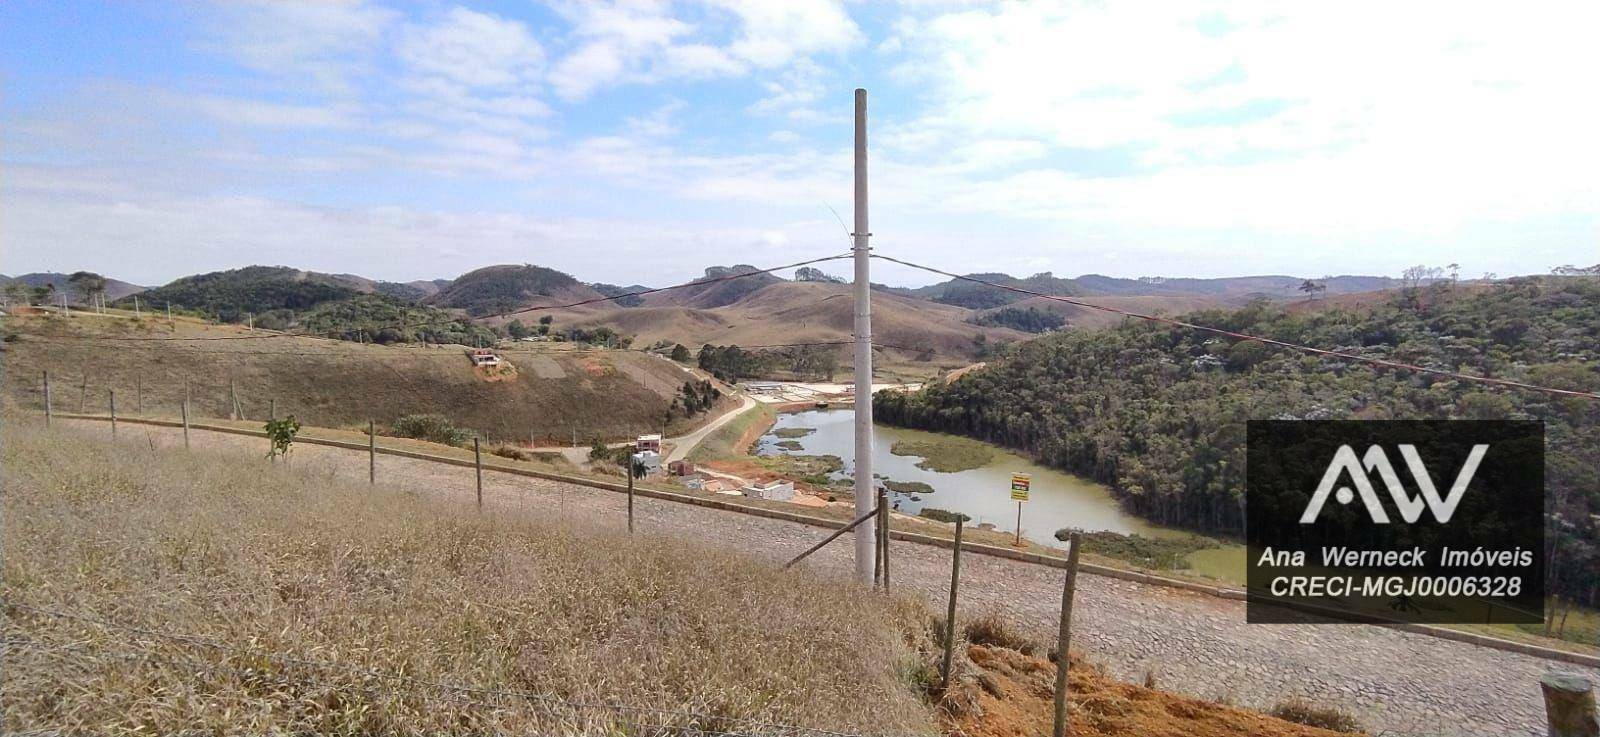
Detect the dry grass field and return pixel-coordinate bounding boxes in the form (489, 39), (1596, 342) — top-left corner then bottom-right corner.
(2, 417), (1367, 736)
(1, 417), (939, 735)
(1, 312), (727, 443)
(531, 281), (1030, 378)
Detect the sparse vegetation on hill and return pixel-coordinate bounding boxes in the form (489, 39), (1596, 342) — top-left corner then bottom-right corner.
(658, 264), (783, 308)
(2, 422), (936, 735)
(878, 277), (1600, 607)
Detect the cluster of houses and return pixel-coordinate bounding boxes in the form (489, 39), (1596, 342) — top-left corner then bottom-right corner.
(626, 433), (796, 501)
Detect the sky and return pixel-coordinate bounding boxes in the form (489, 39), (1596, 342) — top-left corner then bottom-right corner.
(3, 1), (1597, 288)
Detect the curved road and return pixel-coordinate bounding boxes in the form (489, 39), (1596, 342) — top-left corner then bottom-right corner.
(54, 420), (1598, 736)
(664, 394), (758, 463)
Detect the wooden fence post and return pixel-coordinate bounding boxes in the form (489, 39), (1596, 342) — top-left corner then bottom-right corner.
(873, 492), (883, 587)
(43, 371), (52, 428)
(474, 437), (483, 510)
(109, 390), (117, 437)
(181, 399), (190, 449)
(1051, 531), (1083, 737)
(368, 420), (376, 485)
(878, 487), (890, 594)
(78, 374), (88, 412)
(135, 375), (143, 415)
(940, 517), (965, 687)
(1542, 673), (1598, 737)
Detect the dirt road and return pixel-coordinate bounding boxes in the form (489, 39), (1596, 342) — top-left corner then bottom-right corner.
(58, 420), (1593, 736)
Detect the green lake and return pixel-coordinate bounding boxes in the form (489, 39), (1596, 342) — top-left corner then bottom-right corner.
(756, 409), (1245, 584)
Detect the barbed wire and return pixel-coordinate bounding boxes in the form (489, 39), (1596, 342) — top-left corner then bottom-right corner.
(871, 253), (1600, 400)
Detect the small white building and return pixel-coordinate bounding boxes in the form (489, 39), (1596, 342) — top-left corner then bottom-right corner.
(741, 480), (795, 501)
(468, 348), (502, 367)
(631, 449), (663, 475)
(636, 434), (662, 453)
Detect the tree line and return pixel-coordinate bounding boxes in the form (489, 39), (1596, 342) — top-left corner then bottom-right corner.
(876, 276), (1599, 606)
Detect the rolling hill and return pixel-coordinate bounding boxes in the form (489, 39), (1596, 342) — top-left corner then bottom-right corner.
(636, 264), (785, 309)
(2, 313), (728, 443)
(534, 280), (1029, 374)
(426, 264), (604, 316)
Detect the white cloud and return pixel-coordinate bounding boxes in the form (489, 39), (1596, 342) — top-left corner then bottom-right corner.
(200, 0), (398, 93)
(397, 7), (545, 91)
(707, 0), (862, 66)
(191, 96), (358, 130)
(546, 0), (860, 100)
(884, 0), (1600, 232)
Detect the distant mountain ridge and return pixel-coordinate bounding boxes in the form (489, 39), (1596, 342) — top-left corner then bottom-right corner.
(0, 273), (146, 302)
(908, 271), (1405, 307)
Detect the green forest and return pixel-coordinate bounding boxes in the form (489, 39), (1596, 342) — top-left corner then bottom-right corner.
(876, 277), (1599, 605)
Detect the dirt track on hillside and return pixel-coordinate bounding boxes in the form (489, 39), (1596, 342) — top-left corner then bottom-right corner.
(58, 420), (1594, 736)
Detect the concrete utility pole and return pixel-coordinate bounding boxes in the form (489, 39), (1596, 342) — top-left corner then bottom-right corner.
(851, 87), (876, 584)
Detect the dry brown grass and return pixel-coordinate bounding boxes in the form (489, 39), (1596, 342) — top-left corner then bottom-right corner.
(2, 417), (938, 736)
(1, 313), (720, 443)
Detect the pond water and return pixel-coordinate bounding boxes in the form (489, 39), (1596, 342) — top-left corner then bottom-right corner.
(755, 409), (1186, 546)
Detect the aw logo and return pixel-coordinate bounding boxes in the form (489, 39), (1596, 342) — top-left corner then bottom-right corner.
(1246, 420), (1545, 625)
(1298, 444), (1489, 524)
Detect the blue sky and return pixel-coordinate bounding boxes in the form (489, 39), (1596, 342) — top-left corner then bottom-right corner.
(4, 1), (1596, 287)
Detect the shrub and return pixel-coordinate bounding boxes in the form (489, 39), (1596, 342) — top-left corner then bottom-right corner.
(962, 614), (1040, 656)
(1053, 528), (1213, 570)
(390, 413), (472, 447)
(1269, 698), (1362, 733)
(919, 508), (970, 524)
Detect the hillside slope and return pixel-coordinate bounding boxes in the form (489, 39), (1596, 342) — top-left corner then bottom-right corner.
(113, 266), (359, 321)
(878, 277), (1600, 607)
(544, 281), (1029, 371)
(3, 314), (723, 443)
(3, 423), (934, 735)
(637, 264), (785, 309)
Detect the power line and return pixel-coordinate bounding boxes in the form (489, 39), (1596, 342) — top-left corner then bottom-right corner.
(79, 253), (853, 342)
(871, 253), (1600, 400)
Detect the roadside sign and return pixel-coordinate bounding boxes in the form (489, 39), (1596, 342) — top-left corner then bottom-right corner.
(1010, 472), (1030, 501)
